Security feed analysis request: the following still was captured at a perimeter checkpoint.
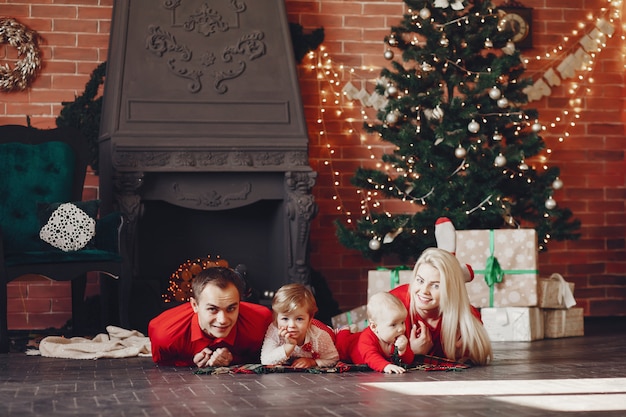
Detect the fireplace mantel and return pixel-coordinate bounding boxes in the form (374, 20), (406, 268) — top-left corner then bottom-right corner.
(99, 0), (316, 306)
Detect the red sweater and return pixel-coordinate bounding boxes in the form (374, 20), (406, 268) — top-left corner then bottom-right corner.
(390, 284), (481, 358)
(335, 327), (415, 372)
(148, 301), (272, 367)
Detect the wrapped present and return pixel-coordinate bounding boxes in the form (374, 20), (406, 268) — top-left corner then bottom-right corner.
(537, 273), (576, 309)
(481, 307), (544, 342)
(367, 266), (412, 300)
(331, 305), (369, 332)
(457, 229), (538, 308)
(544, 308), (584, 338)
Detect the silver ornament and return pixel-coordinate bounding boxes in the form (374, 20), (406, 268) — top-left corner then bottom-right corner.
(455, 146), (467, 159)
(532, 122), (542, 133)
(519, 161), (529, 170)
(386, 112), (399, 124)
(386, 85), (398, 96)
(494, 153), (507, 167)
(468, 120), (480, 134)
(484, 38), (493, 48)
(368, 238), (381, 251)
(503, 41), (516, 55)
(384, 49), (394, 60)
(419, 7), (431, 19)
(552, 178), (564, 190)
(492, 131), (503, 141)
(497, 97), (509, 108)
(545, 197), (557, 210)
(440, 36), (449, 47)
(489, 86), (501, 100)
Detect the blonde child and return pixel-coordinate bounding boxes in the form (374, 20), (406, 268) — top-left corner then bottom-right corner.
(261, 283), (339, 368)
(335, 292), (414, 374)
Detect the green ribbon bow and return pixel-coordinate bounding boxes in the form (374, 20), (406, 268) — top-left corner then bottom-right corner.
(377, 265), (411, 288)
(473, 229), (538, 307)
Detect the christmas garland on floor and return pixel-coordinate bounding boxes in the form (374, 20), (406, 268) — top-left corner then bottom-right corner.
(0, 17), (42, 92)
(195, 356), (470, 375)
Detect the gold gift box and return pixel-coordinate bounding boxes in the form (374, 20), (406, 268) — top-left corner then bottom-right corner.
(543, 308), (585, 338)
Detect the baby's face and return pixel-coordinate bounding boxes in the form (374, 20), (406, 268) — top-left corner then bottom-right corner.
(373, 308), (407, 344)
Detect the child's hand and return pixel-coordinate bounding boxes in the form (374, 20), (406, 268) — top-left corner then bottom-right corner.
(278, 327), (297, 357)
(394, 335), (409, 355)
(278, 327), (298, 346)
(383, 363), (406, 374)
(409, 322), (433, 355)
(291, 357), (317, 369)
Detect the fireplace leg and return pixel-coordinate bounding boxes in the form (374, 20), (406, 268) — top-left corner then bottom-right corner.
(285, 171), (318, 287)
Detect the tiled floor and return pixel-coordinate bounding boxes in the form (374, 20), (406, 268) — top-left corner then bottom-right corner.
(1, 319), (625, 417)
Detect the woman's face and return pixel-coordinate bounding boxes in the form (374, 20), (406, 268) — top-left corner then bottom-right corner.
(412, 263), (441, 312)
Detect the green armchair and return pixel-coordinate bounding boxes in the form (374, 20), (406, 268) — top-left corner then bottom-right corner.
(0, 125), (129, 353)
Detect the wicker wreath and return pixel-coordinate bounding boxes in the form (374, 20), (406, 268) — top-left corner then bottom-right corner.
(0, 18), (42, 92)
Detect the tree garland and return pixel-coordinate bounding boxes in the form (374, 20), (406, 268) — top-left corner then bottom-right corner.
(0, 18), (42, 92)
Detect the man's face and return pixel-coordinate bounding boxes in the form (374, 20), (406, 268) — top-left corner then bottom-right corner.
(191, 282), (240, 339)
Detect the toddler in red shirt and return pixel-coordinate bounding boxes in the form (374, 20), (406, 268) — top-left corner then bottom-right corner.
(335, 291), (414, 373)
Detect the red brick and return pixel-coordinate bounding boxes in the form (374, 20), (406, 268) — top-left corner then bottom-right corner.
(27, 313), (70, 330)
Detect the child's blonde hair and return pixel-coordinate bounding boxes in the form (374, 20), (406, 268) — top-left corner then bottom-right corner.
(367, 291), (407, 324)
(271, 283), (318, 318)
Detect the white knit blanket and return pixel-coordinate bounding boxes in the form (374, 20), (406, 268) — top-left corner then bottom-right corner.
(29, 326), (152, 360)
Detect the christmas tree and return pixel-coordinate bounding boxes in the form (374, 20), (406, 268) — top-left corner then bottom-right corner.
(336, 0), (580, 262)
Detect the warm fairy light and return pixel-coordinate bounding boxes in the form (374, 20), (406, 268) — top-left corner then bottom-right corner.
(305, 0), (623, 223)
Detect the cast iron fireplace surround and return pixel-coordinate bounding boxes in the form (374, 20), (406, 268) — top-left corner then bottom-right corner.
(99, 0), (316, 313)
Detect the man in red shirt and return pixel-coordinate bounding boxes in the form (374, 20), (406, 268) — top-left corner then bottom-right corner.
(148, 267), (272, 367)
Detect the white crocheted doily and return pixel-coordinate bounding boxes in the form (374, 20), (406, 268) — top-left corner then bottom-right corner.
(39, 202), (96, 251)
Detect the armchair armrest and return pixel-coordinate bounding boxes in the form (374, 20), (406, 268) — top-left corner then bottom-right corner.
(95, 212), (124, 253)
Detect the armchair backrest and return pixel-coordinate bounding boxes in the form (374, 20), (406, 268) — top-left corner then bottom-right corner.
(0, 125), (90, 253)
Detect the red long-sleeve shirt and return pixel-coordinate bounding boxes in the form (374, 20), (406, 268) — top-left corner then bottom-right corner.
(390, 284), (481, 358)
(148, 301), (272, 367)
(335, 327), (415, 372)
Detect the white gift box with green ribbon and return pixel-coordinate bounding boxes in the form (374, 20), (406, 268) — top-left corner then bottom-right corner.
(457, 229), (539, 308)
(481, 307), (544, 342)
(367, 266), (412, 301)
(331, 305), (369, 332)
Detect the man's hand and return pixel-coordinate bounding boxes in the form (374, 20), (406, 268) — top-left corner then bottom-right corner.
(193, 347), (233, 368)
(409, 322), (433, 355)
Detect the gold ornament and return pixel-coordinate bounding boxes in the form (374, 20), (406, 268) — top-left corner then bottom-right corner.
(0, 18), (42, 92)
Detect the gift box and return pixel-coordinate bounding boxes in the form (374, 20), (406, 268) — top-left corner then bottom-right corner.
(456, 229), (538, 308)
(367, 267), (413, 300)
(481, 307), (544, 341)
(537, 273), (576, 309)
(331, 305), (369, 332)
(543, 308), (584, 338)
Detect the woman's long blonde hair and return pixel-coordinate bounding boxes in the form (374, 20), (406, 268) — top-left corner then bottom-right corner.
(410, 248), (492, 365)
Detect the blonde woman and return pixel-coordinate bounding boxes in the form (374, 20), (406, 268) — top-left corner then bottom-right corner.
(390, 248), (492, 365)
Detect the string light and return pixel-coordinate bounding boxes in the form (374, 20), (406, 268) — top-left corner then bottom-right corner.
(305, 1), (623, 230)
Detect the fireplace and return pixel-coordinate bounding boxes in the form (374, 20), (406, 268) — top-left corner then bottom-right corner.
(98, 0), (316, 324)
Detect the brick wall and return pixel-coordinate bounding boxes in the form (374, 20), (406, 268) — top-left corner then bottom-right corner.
(1, 0), (624, 330)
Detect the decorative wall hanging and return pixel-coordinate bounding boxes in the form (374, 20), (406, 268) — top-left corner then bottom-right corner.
(0, 17), (42, 92)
